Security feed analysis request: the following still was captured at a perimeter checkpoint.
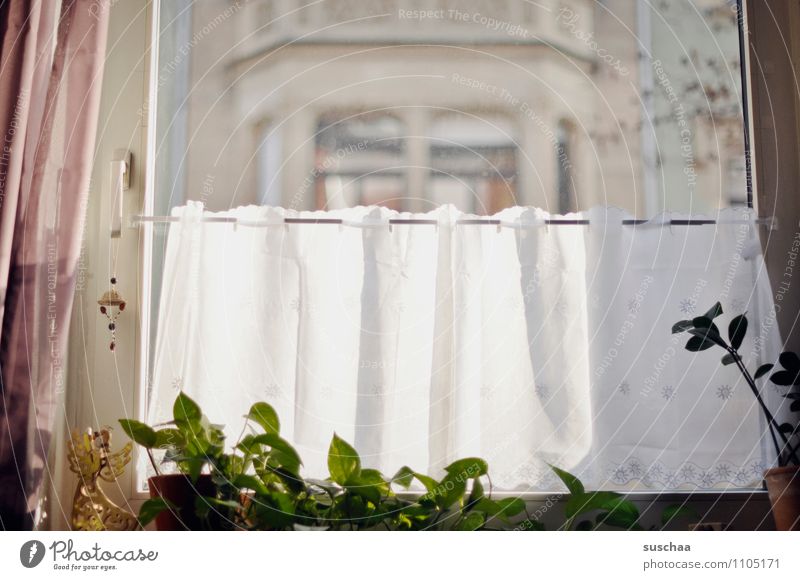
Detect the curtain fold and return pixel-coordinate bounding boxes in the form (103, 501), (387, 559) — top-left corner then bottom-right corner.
(0, 0), (109, 529)
(150, 202), (784, 490)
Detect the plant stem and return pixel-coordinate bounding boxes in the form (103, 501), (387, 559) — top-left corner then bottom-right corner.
(731, 350), (800, 465)
(146, 449), (160, 476)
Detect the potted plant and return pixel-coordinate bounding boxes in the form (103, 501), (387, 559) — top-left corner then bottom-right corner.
(673, 303), (800, 530)
(119, 393), (225, 530)
(121, 392), (531, 530)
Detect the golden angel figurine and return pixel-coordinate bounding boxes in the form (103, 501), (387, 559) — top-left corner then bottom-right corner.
(67, 427), (138, 530)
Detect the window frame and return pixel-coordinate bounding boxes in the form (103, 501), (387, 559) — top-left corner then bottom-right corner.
(102, 0), (774, 504)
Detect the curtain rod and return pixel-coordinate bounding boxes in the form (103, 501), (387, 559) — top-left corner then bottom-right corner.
(130, 214), (776, 229)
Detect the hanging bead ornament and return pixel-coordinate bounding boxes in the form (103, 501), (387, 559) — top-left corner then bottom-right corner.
(98, 277), (126, 351)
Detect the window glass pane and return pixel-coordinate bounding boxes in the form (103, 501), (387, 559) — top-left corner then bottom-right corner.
(154, 0), (747, 217)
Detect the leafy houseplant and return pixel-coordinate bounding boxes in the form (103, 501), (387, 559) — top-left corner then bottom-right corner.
(120, 393), (226, 530)
(121, 393), (530, 530)
(121, 393), (695, 531)
(673, 302), (800, 529)
(549, 466), (694, 531)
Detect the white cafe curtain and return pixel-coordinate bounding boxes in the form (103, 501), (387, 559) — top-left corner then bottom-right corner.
(149, 202), (783, 490)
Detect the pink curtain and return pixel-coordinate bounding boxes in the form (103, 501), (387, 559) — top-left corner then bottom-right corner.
(0, 0), (109, 529)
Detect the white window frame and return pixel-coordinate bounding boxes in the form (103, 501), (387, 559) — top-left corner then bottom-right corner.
(72, 0), (787, 516)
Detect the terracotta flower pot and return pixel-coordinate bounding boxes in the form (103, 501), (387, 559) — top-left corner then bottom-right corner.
(764, 466), (800, 531)
(148, 473), (216, 530)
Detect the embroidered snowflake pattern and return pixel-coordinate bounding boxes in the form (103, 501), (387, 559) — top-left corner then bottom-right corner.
(627, 297), (641, 314)
(320, 385), (334, 399)
(627, 460), (643, 478)
(715, 464), (732, 479)
(661, 385), (675, 401)
(679, 298), (697, 314)
(700, 472), (715, 487)
(716, 384), (733, 401)
(171, 376), (183, 392)
(734, 469), (750, 484)
(480, 384), (496, 401)
(679, 464), (696, 480)
(289, 298), (302, 311)
(534, 383), (549, 399)
(618, 381), (631, 396)
(611, 465), (628, 483)
(647, 464), (665, 481)
(665, 472), (679, 488)
(370, 383), (385, 397)
(264, 383), (281, 399)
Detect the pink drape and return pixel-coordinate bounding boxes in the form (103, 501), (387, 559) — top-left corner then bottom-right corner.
(0, 0), (109, 529)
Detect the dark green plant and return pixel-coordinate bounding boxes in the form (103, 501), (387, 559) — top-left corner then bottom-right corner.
(119, 392), (226, 482)
(120, 393), (528, 530)
(548, 465), (696, 531)
(122, 393), (697, 530)
(672, 302), (800, 467)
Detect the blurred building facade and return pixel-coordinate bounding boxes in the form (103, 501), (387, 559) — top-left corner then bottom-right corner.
(156, 0), (747, 217)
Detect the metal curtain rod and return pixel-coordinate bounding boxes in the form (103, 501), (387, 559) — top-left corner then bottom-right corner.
(131, 215), (775, 228)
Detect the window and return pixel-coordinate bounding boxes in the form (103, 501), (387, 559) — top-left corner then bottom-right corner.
(153, 0), (749, 216)
(141, 0), (766, 492)
(556, 120), (576, 214)
(313, 112), (406, 210)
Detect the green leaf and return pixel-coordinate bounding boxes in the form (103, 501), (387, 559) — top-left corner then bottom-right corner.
(153, 428), (184, 448)
(412, 472), (439, 494)
(728, 314), (748, 350)
(184, 457), (205, 483)
(565, 491), (623, 519)
(327, 433), (361, 485)
(671, 320), (694, 334)
(494, 497), (526, 517)
(466, 479), (484, 508)
(703, 302), (723, 320)
(594, 496), (641, 529)
(691, 316), (714, 330)
(391, 466), (415, 489)
(517, 519), (546, 531)
(346, 469), (390, 504)
(454, 511), (485, 531)
(444, 457), (489, 479)
(686, 336), (714, 351)
(779, 352), (800, 370)
(661, 504), (698, 527)
(755, 364), (774, 380)
(549, 464), (585, 496)
(721, 353), (736, 366)
(118, 419), (157, 448)
(686, 327), (725, 351)
(771, 371), (799, 387)
(137, 497), (175, 528)
(429, 472), (467, 510)
(173, 392), (202, 427)
(233, 474), (269, 495)
(246, 402), (280, 435)
(249, 433), (303, 473)
(195, 496), (240, 521)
